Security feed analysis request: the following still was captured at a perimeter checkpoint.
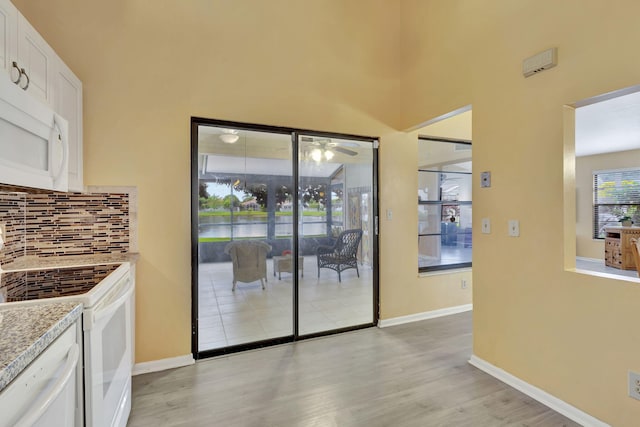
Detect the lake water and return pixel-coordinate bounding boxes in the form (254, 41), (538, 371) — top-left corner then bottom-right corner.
(198, 215), (328, 238)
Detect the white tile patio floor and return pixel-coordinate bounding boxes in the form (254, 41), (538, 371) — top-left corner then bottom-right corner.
(198, 256), (374, 351)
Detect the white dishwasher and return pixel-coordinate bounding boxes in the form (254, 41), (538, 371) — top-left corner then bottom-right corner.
(0, 322), (82, 427)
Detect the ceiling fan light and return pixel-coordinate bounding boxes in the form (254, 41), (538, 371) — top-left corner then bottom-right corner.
(310, 148), (322, 162)
(220, 133), (239, 144)
(324, 150), (334, 160)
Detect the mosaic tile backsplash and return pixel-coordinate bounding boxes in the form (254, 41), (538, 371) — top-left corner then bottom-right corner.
(1, 265), (119, 302)
(25, 193), (129, 257)
(0, 185), (130, 266)
(0, 271), (26, 302)
(0, 193), (26, 266)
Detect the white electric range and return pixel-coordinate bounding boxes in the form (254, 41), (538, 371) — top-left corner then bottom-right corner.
(0, 260), (135, 427)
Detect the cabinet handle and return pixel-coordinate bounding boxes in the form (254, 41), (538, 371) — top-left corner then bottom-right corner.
(11, 61), (21, 84)
(19, 68), (29, 90)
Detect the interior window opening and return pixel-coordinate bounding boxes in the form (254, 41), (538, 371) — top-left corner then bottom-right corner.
(570, 86), (640, 280)
(418, 137), (472, 272)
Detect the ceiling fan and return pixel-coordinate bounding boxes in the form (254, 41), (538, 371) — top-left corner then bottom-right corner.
(301, 137), (358, 156)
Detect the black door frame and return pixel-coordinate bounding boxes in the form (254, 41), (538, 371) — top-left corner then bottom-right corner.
(191, 117), (380, 359)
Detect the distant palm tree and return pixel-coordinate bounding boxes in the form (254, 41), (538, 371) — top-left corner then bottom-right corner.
(223, 194), (240, 210)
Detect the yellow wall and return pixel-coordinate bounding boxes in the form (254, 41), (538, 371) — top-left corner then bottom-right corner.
(12, 0), (640, 424)
(11, 0), (471, 366)
(399, 1), (640, 425)
(380, 110), (473, 320)
(576, 149), (640, 259)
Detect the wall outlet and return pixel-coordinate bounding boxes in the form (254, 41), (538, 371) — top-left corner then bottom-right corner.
(508, 219), (520, 237)
(629, 371), (640, 400)
(481, 171), (491, 188)
(461, 279), (468, 289)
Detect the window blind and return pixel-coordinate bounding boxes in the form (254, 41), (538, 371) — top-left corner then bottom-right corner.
(593, 169), (640, 238)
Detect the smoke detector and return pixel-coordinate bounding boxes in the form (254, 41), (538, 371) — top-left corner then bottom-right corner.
(523, 47), (557, 78)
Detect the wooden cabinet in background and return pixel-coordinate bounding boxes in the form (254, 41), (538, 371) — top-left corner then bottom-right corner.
(604, 226), (640, 270)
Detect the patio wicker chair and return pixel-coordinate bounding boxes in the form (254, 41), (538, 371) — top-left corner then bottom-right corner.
(224, 240), (272, 291)
(317, 229), (363, 282)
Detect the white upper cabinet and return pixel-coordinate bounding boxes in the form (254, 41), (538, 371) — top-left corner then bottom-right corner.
(16, 13), (56, 106)
(0, 0), (17, 76)
(0, 0), (83, 192)
(0, 0), (55, 106)
(55, 59), (83, 191)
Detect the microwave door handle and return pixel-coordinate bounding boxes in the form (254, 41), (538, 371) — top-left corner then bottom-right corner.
(14, 344), (79, 427)
(51, 116), (68, 181)
(92, 280), (134, 325)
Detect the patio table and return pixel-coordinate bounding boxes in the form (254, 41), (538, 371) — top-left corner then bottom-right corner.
(272, 255), (304, 279)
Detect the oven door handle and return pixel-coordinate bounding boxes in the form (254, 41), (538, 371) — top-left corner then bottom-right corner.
(15, 344), (79, 427)
(92, 278), (134, 326)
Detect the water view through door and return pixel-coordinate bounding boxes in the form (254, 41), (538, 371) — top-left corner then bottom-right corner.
(193, 120), (377, 356)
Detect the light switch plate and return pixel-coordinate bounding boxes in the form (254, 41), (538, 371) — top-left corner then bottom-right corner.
(481, 171), (491, 188)
(508, 220), (520, 237)
(629, 371), (640, 400)
(481, 218), (491, 234)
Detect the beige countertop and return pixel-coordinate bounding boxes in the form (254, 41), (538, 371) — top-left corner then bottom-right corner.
(1, 252), (139, 273)
(0, 301), (82, 392)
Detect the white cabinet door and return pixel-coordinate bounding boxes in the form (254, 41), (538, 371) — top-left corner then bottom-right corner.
(56, 59), (83, 191)
(0, 0), (17, 78)
(16, 12), (55, 107)
(0, 322), (82, 427)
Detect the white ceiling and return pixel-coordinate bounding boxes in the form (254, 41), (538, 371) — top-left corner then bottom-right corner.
(576, 90), (640, 157)
(202, 154), (342, 178)
(197, 126), (370, 177)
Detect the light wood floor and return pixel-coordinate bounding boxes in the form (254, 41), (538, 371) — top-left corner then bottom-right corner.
(128, 312), (579, 426)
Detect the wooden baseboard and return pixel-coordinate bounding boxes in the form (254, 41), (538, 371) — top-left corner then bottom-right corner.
(133, 354), (195, 376)
(378, 304), (472, 328)
(469, 355), (609, 427)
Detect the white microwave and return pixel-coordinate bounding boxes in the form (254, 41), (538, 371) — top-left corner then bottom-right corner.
(0, 69), (68, 191)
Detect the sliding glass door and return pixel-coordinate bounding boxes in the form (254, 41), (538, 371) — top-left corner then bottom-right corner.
(298, 135), (375, 335)
(195, 126), (294, 353)
(192, 119), (378, 357)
